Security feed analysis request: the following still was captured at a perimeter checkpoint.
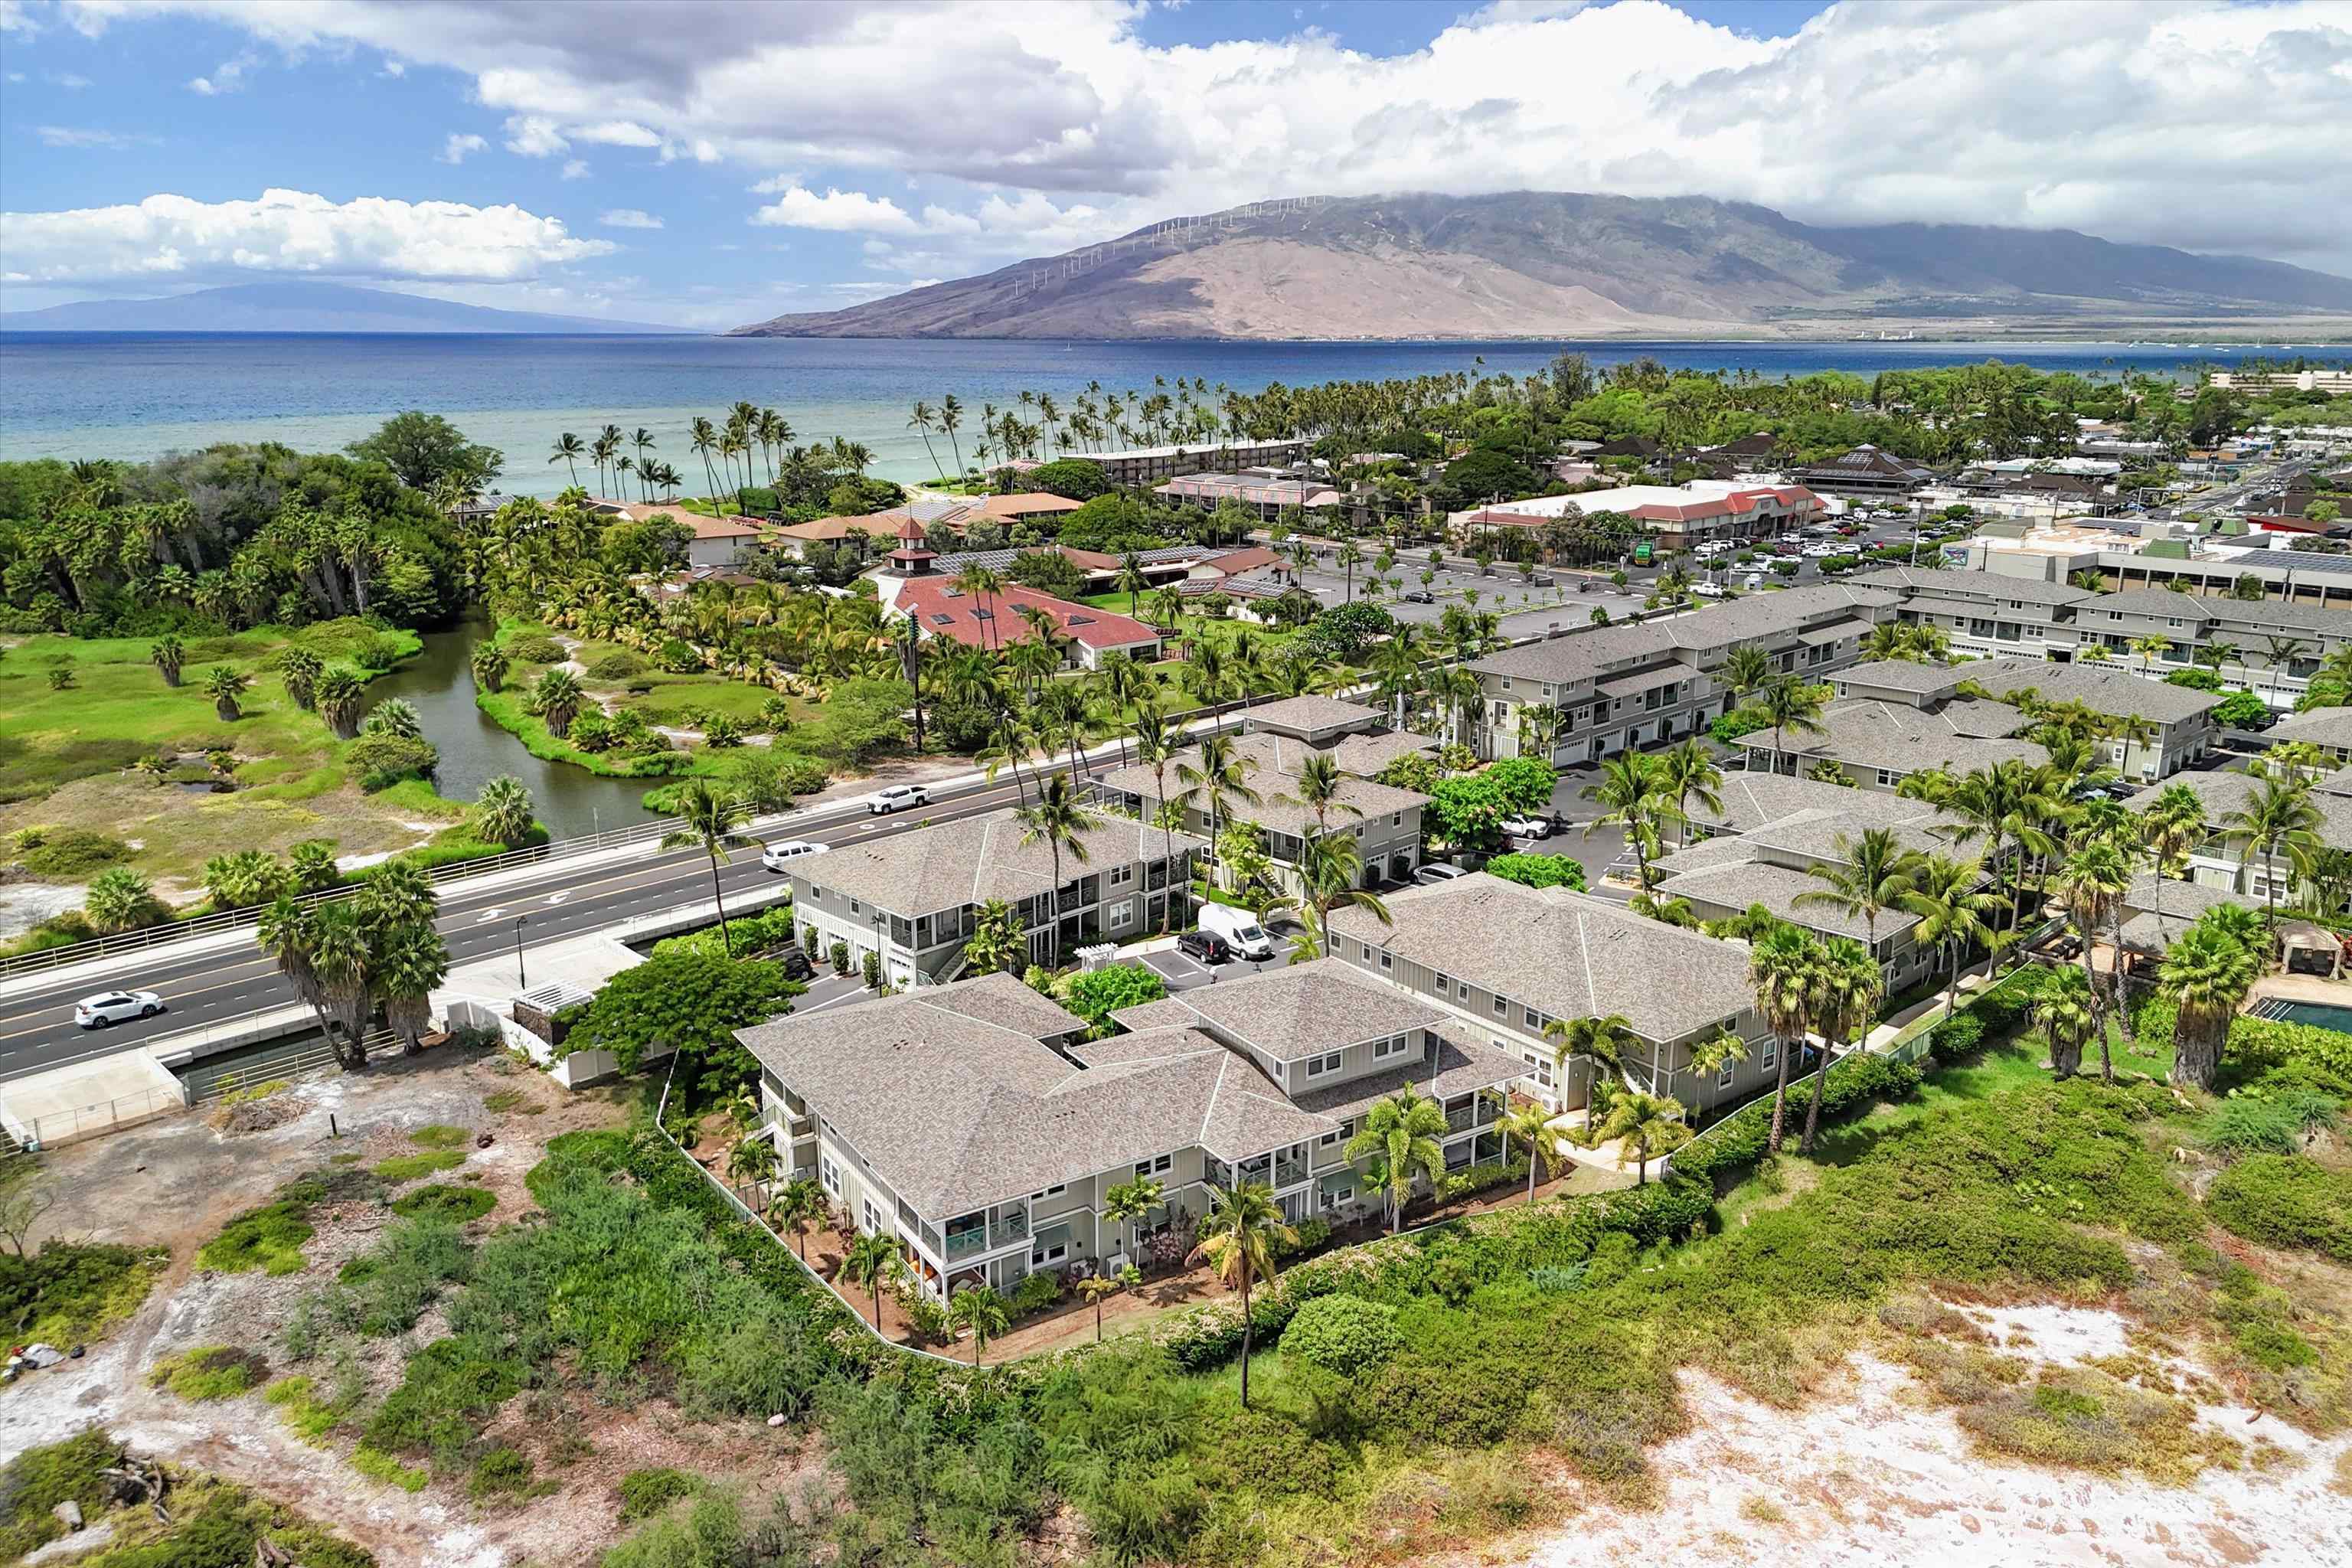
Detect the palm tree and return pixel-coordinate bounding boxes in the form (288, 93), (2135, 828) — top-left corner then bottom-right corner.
(1187, 1182), (1295, 1407)
(1898, 854), (2005, 1018)
(938, 394), (965, 476)
(1076, 1266), (1141, 1344)
(1720, 644), (1773, 704)
(83, 867), (164, 934)
(1939, 760), (2062, 936)
(1344, 1086), (1449, 1234)
(769, 1177), (826, 1262)
(1544, 1011), (1645, 1104)
(279, 648), (322, 711)
(150, 635), (184, 688)
(1177, 735), (1262, 880)
(1014, 773), (1096, 967)
(1746, 921), (1823, 1155)
(1101, 1175), (1165, 1269)
(1793, 828), (1919, 956)
(1801, 938), (1880, 1153)
(1287, 831), (1390, 959)
(526, 667), (586, 738)
(2158, 921), (2261, 1090)
(726, 1132), (779, 1197)
(1116, 551), (1150, 616)
(954, 565), (1007, 651)
(660, 779), (755, 958)
(840, 1233), (900, 1331)
(2128, 633), (2171, 680)
(2050, 838), (2135, 1074)
(1591, 1092), (1690, 1184)
(548, 432), (584, 488)
(376, 919), (450, 1056)
(2028, 965), (2100, 1081)
(949, 1284), (1011, 1366)
(1581, 753), (1673, 892)
(472, 776), (536, 849)
(2141, 782), (2207, 945)
(1497, 1097), (1555, 1202)
(1655, 738), (1722, 848)
(362, 697), (423, 739)
(1279, 750), (1359, 837)
(202, 665), (249, 722)
(2220, 773), (2321, 946)
(256, 895), (340, 1062)
(906, 400), (944, 481)
(1756, 675), (1828, 776)
(469, 642), (510, 694)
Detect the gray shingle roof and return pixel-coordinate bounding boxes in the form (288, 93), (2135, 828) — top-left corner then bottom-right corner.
(2124, 768), (2352, 852)
(1098, 733), (1428, 837)
(1688, 773), (1892, 833)
(2271, 709), (2352, 751)
(792, 808), (1203, 918)
(1837, 658), (1973, 696)
(1854, 567), (2092, 607)
(1158, 958), (1448, 1061)
(1469, 583), (1896, 685)
(1963, 657), (2223, 725)
(1331, 877), (1754, 1045)
(1331, 729), (1436, 779)
(1654, 859), (1887, 942)
(1241, 695), (1383, 736)
(1736, 697), (2049, 776)
(1288, 1021), (1524, 1123)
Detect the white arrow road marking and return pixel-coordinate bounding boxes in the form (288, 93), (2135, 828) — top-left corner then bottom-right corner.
(473, 909), (507, 923)
(543, 893), (570, 906)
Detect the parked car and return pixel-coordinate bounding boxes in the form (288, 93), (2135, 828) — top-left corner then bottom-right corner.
(1196, 903), (1276, 961)
(75, 989), (163, 1029)
(1174, 929), (1233, 965)
(777, 947), (815, 981)
(865, 784), (928, 815)
(760, 838), (828, 871)
(1401, 589), (1436, 603)
(1500, 812), (1552, 839)
(1413, 863), (1470, 886)
(1692, 582), (1727, 598)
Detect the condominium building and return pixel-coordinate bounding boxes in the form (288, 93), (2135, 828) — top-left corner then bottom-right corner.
(1330, 875), (1781, 1119)
(2061, 591), (2348, 710)
(786, 808), (1204, 988)
(740, 962), (1521, 1300)
(1852, 567), (2095, 662)
(2124, 766), (2352, 914)
(1451, 480), (1826, 554)
(1000, 439), (1307, 488)
(1468, 583), (1900, 766)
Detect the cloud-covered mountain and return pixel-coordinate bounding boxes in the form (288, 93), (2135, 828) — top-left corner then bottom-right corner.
(1, 282), (685, 335)
(734, 192), (2352, 341)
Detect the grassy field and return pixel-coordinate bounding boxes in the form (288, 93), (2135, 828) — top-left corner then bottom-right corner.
(0, 622), (469, 897)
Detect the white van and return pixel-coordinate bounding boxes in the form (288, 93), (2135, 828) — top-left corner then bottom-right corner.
(1196, 903), (1276, 961)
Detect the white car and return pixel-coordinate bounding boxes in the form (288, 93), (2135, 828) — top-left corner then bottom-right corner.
(1692, 581), (1728, 598)
(1500, 813), (1553, 839)
(75, 989), (163, 1029)
(865, 784), (929, 815)
(1412, 862), (1470, 886)
(760, 839), (829, 871)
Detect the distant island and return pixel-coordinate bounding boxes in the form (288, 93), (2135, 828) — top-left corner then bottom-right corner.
(733, 190), (2352, 343)
(0, 281), (690, 335)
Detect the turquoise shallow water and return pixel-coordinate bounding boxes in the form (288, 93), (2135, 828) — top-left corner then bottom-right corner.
(0, 332), (2298, 496)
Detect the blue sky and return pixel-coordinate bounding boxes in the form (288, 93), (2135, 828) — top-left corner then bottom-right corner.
(2, 1), (2344, 329)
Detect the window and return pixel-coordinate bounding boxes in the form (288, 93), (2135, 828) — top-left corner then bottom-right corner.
(1524, 1006), (1541, 1028)
(1107, 901), (1132, 931)
(1521, 1049), (1555, 1089)
(1032, 1184), (1065, 1200)
(1760, 1037), (1777, 1071)
(1304, 1051), (1343, 1079)
(1379, 952), (1393, 970)
(1031, 1236), (1068, 1267)
(818, 1155), (841, 1198)
(1493, 994), (1508, 1017)
(1136, 1154), (1172, 1178)
(1325, 1183), (1355, 1207)
(848, 900), (861, 916)
(1108, 864), (1135, 889)
(1717, 1056), (1736, 1089)
(1501, 676), (1514, 691)
(1373, 1034), (1410, 1061)
(861, 1198), (885, 1236)
(1391, 812), (1403, 828)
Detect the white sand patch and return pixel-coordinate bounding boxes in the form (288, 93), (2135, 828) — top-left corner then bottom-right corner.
(1498, 1328), (2352, 1568)
(0, 880), (86, 939)
(1958, 1301), (2136, 1364)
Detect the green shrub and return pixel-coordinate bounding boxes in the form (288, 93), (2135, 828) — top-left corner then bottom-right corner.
(0, 1240), (168, 1346)
(198, 1196), (317, 1276)
(1484, 852), (1586, 890)
(345, 731), (440, 792)
(2207, 1154), (2352, 1262)
(1432, 1155), (1527, 1203)
(586, 650), (646, 681)
(360, 1334), (527, 1458)
(374, 1149), (466, 1183)
(1061, 962), (1168, 1034)
(468, 1446), (535, 1500)
(389, 1184), (496, 1223)
(1672, 1050), (1924, 1185)
(2200, 1091), (2340, 1155)
(328, 1217), (474, 1338)
(2138, 995), (2352, 1096)
(1011, 1269), (1063, 1315)
(618, 1466), (697, 1521)
(0, 1430), (120, 1560)
(1282, 1294), (1402, 1377)
(408, 1123), (471, 1149)
(18, 830), (132, 878)
(351, 1446), (429, 1492)
(507, 634), (566, 664)
(149, 1344), (269, 1400)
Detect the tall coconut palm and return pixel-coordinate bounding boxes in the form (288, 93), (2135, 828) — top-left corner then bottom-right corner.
(1938, 760), (2062, 936)
(955, 565), (1007, 651)
(1497, 1097), (1556, 1202)
(203, 666), (249, 722)
(1544, 1011), (1645, 1105)
(2158, 921), (2261, 1090)
(1720, 644), (1773, 704)
(548, 432), (584, 488)
(1176, 735), (1261, 879)
(1756, 674), (1828, 777)
(1187, 1182), (1294, 1407)
(2128, 633), (2171, 680)
(1345, 1086), (1449, 1234)
(1581, 752), (1673, 892)
(1286, 831), (1390, 960)
(2050, 839), (2135, 1076)
(1746, 921), (1824, 1155)
(1116, 551), (1150, 616)
(150, 635), (185, 688)
(1898, 854), (2005, 1018)
(1655, 738), (1723, 848)
(2141, 782), (2207, 945)
(938, 394), (965, 476)
(472, 775), (536, 849)
(659, 779), (755, 958)
(1591, 1091), (1690, 1184)
(1278, 750), (1358, 838)
(1014, 773), (1096, 968)
(2220, 772), (2322, 947)
(1792, 828), (1919, 956)
(1801, 937), (1881, 1153)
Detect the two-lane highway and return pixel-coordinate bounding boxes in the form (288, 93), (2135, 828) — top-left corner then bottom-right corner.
(0, 768), (1048, 1080)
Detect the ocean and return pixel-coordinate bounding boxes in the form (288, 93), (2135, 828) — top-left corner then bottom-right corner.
(0, 333), (2320, 496)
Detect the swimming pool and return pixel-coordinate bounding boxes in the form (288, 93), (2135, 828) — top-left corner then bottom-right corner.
(2251, 998), (2352, 1034)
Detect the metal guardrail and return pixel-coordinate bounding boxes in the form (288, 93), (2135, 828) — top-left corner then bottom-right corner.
(191, 1028), (401, 1103)
(2, 1082), (188, 1155)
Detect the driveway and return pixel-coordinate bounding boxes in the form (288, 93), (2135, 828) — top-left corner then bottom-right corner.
(1140, 945), (1292, 991)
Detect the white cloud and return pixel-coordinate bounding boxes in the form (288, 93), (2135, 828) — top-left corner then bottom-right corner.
(560, 159), (591, 180)
(0, 1), (34, 34)
(44, 0), (2352, 273)
(436, 132), (488, 165)
(35, 125), (149, 149)
(55, 72), (91, 88)
(502, 114), (569, 158)
(0, 188), (617, 286)
(187, 48), (257, 95)
(749, 185), (922, 234)
(599, 208), (662, 230)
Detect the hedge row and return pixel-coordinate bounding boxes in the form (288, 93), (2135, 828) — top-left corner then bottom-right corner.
(2135, 995), (2352, 1096)
(1670, 1051), (1924, 1184)
(1152, 1178), (1710, 1373)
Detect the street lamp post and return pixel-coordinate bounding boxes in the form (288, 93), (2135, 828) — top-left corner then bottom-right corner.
(511, 915), (528, 991)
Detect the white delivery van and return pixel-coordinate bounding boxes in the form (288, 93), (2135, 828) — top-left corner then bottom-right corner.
(1196, 903), (1276, 961)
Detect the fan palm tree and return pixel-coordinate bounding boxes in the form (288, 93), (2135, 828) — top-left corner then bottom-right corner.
(1497, 1097), (1556, 1202)
(547, 432), (584, 488)
(840, 1233), (900, 1331)
(1793, 828), (1920, 954)
(1746, 921), (1823, 1154)
(362, 697), (423, 739)
(150, 635), (184, 688)
(1654, 738), (1723, 848)
(2159, 921), (2262, 1090)
(1899, 854), (2005, 1018)
(1345, 1086), (1449, 1234)
(376, 920), (451, 1056)
(2028, 964), (2100, 1081)
(472, 776), (536, 850)
(1591, 1091), (1690, 1184)
(660, 779), (756, 957)
(1014, 773), (1096, 967)
(469, 641), (510, 694)
(1177, 735), (1262, 878)
(1187, 1182), (1295, 1407)
(201, 665), (249, 722)
(526, 667), (586, 739)
(2220, 772), (2322, 945)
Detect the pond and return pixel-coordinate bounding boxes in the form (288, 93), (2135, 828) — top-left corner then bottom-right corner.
(367, 618), (662, 840)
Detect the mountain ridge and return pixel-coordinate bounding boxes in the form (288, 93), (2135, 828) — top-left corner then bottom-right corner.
(732, 191), (2352, 341)
(1, 282), (688, 335)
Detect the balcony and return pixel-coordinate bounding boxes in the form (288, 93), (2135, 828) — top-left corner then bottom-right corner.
(991, 1207), (1029, 1249)
(943, 1225), (990, 1262)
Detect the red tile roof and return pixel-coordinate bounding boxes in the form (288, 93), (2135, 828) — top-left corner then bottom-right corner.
(1623, 485), (1821, 524)
(1196, 546), (1282, 576)
(894, 580), (1162, 652)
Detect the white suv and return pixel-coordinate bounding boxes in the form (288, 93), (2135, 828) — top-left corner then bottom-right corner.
(75, 989), (164, 1029)
(760, 839), (828, 871)
(865, 784), (929, 815)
